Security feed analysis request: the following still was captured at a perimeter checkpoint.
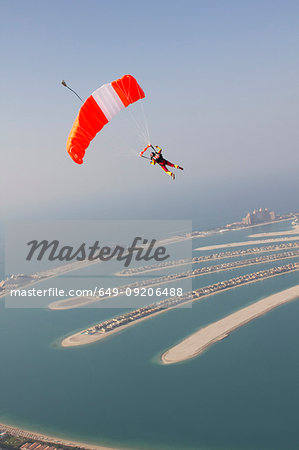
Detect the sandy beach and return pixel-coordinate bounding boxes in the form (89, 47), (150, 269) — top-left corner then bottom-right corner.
(52, 250), (299, 311)
(0, 422), (118, 449)
(195, 235), (299, 252)
(161, 284), (299, 364)
(248, 223), (299, 238)
(61, 266), (299, 348)
(60, 312), (161, 347)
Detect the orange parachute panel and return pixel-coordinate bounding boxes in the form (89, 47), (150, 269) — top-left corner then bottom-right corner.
(67, 74), (145, 164)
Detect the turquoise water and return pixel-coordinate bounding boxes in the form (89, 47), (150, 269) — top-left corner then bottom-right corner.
(0, 221), (299, 449)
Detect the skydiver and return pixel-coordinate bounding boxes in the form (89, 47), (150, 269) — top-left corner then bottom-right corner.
(140, 145), (183, 180)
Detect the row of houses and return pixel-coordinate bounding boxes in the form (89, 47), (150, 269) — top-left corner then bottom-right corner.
(83, 263), (299, 337)
(118, 242), (299, 275)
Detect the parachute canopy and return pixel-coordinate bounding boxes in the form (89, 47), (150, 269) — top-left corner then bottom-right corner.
(67, 75), (145, 164)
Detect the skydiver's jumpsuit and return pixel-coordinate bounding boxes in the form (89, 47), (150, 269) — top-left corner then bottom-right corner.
(150, 146), (180, 177)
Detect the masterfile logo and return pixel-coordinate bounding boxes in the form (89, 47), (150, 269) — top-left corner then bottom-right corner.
(26, 237), (170, 267)
(4, 220), (192, 308)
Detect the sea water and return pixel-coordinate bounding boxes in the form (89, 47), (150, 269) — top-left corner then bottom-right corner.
(0, 220), (299, 449)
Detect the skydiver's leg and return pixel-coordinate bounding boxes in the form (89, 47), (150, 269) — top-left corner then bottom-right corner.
(159, 164), (172, 174)
(164, 160), (175, 168)
(159, 163), (175, 179)
(164, 160), (184, 170)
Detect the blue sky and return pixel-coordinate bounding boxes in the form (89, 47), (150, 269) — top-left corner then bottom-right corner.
(1, 0), (298, 223)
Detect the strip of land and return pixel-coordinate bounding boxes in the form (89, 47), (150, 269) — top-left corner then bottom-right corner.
(50, 250), (299, 310)
(161, 285), (299, 364)
(0, 422), (117, 450)
(117, 242), (299, 276)
(195, 236), (299, 252)
(0, 258), (104, 299)
(248, 222), (299, 238)
(60, 264), (299, 348)
(2, 217), (297, 299)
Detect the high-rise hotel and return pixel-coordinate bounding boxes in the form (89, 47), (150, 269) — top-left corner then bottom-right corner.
(242, 208), (276, 225)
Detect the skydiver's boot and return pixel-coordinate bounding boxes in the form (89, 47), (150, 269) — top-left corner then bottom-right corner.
(174, 164), (184, 170)
(166, 170), (175, 180)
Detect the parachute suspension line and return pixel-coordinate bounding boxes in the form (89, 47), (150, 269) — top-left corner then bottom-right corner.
(137, 81), (150, 143)
(61, 80), (84, 103)
(140, 98), (151, 144)
(125, 76), (150, 144)
(137, 79), (151, 143)
(127, 98), (151, 144)
(126, 106), (149, 143)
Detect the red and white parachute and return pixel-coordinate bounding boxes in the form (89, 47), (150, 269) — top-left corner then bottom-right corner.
(66, 75), (145, 164)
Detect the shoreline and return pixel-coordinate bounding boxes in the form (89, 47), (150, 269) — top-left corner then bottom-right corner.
(248, 223), (299, 238)
(161, 285), (299, 364)
(60, 309), (171, 347)
(50, 250), (299, 310)
(1, 217), (295, 300)
(195, 235), (299, 252)
(60, 267), (299, 348)
(0, 422), (119, 450)
(194, 216), (295, 237)
(1, 215), (298, 448)
(116, 242), (299, 277)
